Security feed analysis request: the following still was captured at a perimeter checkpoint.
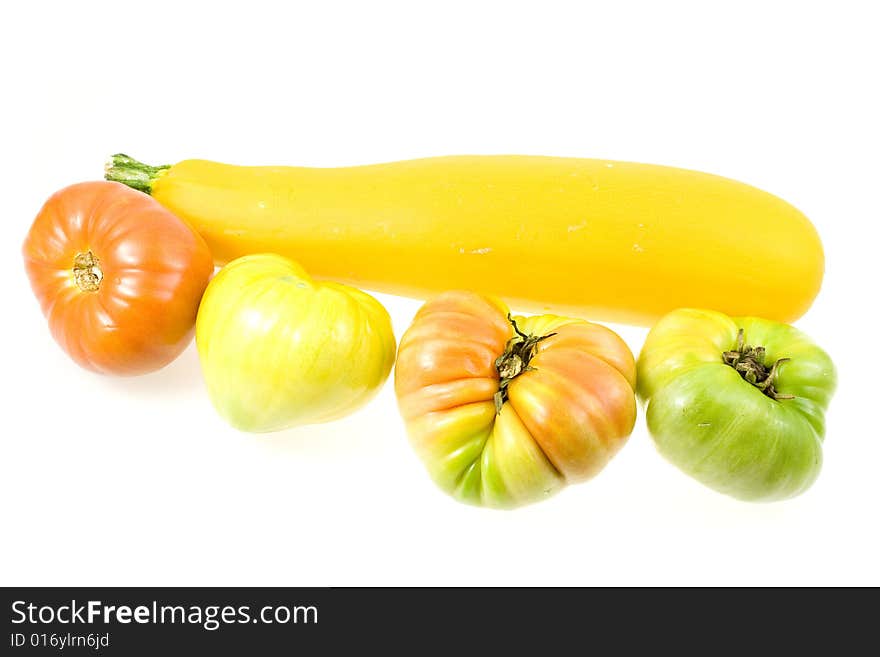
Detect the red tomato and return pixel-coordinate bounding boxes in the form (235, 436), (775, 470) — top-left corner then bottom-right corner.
(395, 291), (637, 508)
(23, 181), (214, 375)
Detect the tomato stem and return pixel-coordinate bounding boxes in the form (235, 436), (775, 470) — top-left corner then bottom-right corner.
(722, 328), (794, 400)
(493, 315), (555, 413)
(104, 154), (170, 194)
(73, 251), (102, 292)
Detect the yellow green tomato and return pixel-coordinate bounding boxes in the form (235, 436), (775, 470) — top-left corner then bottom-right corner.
(395, 291), (637, 508)
(196, 254), (396, 432)
(637, 308), (836, 501)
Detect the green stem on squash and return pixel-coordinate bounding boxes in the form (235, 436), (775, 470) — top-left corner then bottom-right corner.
(493, 315), (555, 413)
(104, 153), (170, 194)
(722, 328), (795, 400)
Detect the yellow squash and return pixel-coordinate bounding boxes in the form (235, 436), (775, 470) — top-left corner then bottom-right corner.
(106, 154), (824, 326)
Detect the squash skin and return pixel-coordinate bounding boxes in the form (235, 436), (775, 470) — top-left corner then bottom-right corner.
(147, 155), (823, 326)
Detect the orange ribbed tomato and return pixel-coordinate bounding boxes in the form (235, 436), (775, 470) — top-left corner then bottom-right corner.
(23, 181), (214, 375)
(395, 291), (637, 508)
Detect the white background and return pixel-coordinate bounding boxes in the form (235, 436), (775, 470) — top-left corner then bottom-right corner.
(3, 1), (878, 586)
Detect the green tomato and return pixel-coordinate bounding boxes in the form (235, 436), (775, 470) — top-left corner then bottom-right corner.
(196, 253), (396, 432)
(637, 308), (836, 501)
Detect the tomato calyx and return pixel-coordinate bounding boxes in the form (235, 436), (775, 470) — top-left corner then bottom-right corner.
(73, 251), (103, 292)
(493, 315), (556, 413)
(722, 328), (794, 400)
